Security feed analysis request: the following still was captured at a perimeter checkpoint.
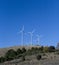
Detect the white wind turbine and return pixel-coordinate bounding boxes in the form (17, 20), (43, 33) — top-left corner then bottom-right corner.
(19, 25), (24, 46)
(28, 30), (35, 46)
(36, 34), (42, 46)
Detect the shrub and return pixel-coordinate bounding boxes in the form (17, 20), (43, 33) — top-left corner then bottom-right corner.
(16, 54), (23, 59)
(43, 46), (49, 53)
(22, 56), (25, 61)
(0, 57), (5, 63)
(48, 46), (55, 52)
(39, 46), (44, 53)
(26, 49), (32, 55)
(36, 55), (42, 60)
(5, 49), (17, 61)
(22, 47), (26, 53)
(31, 47), (39, 51)
(17, 48), (22, 55)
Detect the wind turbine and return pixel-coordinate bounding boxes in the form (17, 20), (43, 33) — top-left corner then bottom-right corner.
(36, 35), (40, 46)
(28, 30), (35, 47)
(19, 25), (24, 46)
(36, 34), (42, 46)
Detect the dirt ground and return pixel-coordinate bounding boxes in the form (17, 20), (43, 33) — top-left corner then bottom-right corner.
(0, 53), (59, 65)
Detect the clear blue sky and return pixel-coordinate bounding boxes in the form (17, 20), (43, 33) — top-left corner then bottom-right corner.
(0, 0), (59, 48)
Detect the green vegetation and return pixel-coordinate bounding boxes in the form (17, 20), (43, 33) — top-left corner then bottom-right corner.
(5, 49), (17, 61)
(0, 45), (58, 63)
(22, 47), (26, 53)
(48, 46), (55, 52)
(22, 55), (25, 61)
(36, 55), (42, 60)
(16, 48), (23, 55)
(0, 57), (5, 63)
(43, 46), (49, 52)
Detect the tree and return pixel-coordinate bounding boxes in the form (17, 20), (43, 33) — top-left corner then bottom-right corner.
(39, 46), (44, 52)
(17, 48), (22, 55)
(22, 47), (26, 53)
(48, 46), (55, 52)
(36, 55), (42, 60)
(0, 57), (5, 63)
(5, 49), (17, 61)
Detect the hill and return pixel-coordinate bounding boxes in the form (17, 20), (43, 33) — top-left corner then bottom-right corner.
(0, 45), (40, 57)
(0, 45), (59, 65)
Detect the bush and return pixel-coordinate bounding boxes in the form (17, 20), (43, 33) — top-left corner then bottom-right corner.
(22, 56), (25, 61)
(26, 49), (32, 55)
(43, 46), (49, 53)
(31, 47), (39, 51)
(31, 47), (35, 51)
(36, 55), (42, 60)
(22, 47), (26, 53)
(39, 46), (44, 53)
(16, 54), (23, 59)
(17, 48), (22, 55)
(0, 57), (5, 63)
(5, 49), (17, 61)
(48, 46), (55, 52)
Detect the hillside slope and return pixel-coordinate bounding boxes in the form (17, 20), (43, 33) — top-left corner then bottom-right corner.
(0, 46), (40, 56)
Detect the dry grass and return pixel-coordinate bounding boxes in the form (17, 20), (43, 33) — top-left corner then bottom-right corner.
(0, 46), (59, 65)
(0, 53), (59, 65)
(0, 46), (40, 57)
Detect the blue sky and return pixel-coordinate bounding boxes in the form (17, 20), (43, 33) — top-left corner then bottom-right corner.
(0, 0), (59, 48)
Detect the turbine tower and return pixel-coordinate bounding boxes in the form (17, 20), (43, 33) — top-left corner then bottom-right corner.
(36, 34), (42, 46)
(36, 35), (40, 45)
(20, 25), (24, 46)
(28, 30), (35, 46)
